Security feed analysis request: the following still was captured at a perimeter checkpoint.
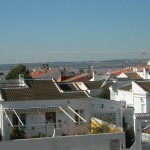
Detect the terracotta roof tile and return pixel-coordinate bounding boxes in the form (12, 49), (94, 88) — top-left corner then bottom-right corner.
(110, 68), (132, 76)
(63, 73), (92, 82)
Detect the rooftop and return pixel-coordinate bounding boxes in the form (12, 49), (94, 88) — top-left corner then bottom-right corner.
(84, 81), (114, 90)
(135, 81), (150, 93)
(1, 79), (89, 101)
(119, 84), (132, 91)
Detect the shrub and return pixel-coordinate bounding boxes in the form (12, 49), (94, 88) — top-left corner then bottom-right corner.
(10, 127), (25, 140)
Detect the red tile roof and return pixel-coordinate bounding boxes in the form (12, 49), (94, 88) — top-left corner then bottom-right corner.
(110, 68), (132, 76)
(63, 73), (92, 82)
(30, 70), (51, 78)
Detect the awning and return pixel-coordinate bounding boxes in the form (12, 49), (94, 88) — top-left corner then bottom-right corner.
(4, 106), (68, 114)
(3, 105), (87, 126)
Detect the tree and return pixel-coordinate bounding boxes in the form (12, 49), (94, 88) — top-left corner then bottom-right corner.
(98, 87), (110, 99)
(41, 63), (49, 69)
(78, 68), (85, 74)
(124, 127), (135, 148)
(10, 127), (25, 140)
(87, 65), (92, 74)
(6, 64), (32, 79)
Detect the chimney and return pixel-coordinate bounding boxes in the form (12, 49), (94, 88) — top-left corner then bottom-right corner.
(19, 74), (25, 86)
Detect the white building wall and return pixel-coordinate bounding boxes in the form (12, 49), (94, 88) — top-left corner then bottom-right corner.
(132, 81), (147, 113)
(132, 82), (146, 94)
(146, 95), (150, 113)
(0, 105), (2, 134)
(132, 67), (144, 72)
(1, 99), (92, 140)
(133, 96), (146, 113)
(91, 98), (124, 127)
(117, 73), (127, 78)
(109, 80), (132, 102)
(117, 90), (133, 106)
(0, 133), (125, 150)
(110, 90), (118, 101)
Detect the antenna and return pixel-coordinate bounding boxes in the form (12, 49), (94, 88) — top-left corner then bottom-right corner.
(139, 48), (149, 66)
(140, 49), (147, 57)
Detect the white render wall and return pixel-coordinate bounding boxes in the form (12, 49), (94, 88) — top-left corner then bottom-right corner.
(109, 80), (132, 102)
(117, 73), (128, 78)
(1, 98), (91, 140)
(117, 90), (133, 106)
(146, 95), (150, 113)
(0, 105), (2, 133)
(91, 98), (124, 126)
(0, 133), (125, 150)
(132, 82), (147, 113)
(110, 90), (118, 101)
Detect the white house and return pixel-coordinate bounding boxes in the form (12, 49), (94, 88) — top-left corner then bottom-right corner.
(0, 77), (125, 142)
(132, 81), (150, 114)
(109, 78), (132, 102)
(109, 80), (135, 128)
(91, 98), (124, 127)
(109, 79), (150, 129)
(0, 79), (92, 140)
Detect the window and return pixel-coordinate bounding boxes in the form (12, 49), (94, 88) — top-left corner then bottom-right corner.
(75, 109), (84, 125)
(45, 112), (56, 124)
(13, 114), (18, 125)
(20, 114), (26, 125)
(13, 113), (26, 126)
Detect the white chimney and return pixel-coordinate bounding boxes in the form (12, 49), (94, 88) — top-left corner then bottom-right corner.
(19, 74), (25, 86)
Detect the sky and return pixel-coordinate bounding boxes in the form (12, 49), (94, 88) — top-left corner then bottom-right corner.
(0, 0), (150, 64)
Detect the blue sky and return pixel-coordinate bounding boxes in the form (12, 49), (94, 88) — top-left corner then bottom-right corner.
(0, 0), (150, 64)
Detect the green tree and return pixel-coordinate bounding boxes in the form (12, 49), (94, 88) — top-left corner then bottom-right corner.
(78, 68), (85, 74)
(87, 65), (92, 74)
(98, 87), (110, 99)
(10, 127), (25, 140)
(124, 127), (135, 148)
(6, 64), (32, 79)
(41, 63), (49, 69)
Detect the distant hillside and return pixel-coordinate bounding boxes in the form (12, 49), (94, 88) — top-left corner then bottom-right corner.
(0, 59), (148, 72)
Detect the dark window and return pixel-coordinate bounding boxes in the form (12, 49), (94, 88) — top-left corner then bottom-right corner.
(13, 114), (26, 126)
(20, 114), (26, 125)
(13, 114), (18, 125)
(75, 110), (79, 125)
(75, 109), (84, 125)
(45, 112), (56, 124)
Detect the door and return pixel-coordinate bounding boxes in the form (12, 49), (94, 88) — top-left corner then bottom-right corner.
(45, 112), (56, 137)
